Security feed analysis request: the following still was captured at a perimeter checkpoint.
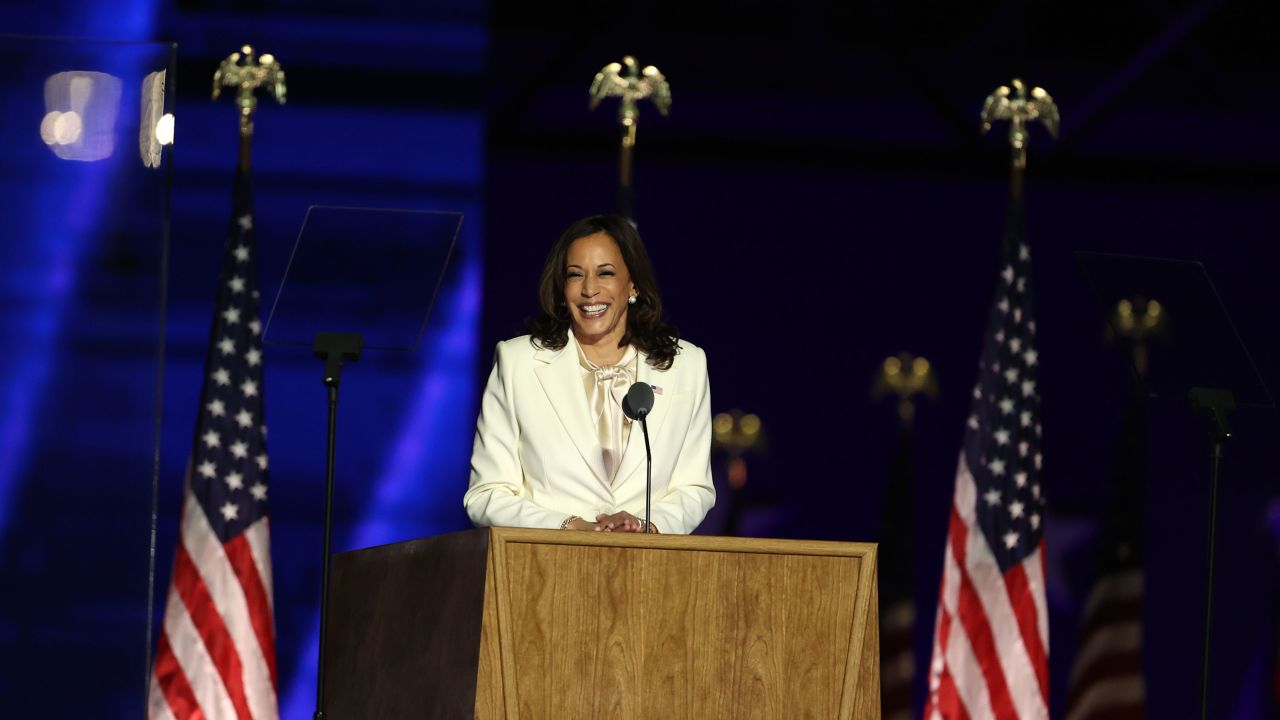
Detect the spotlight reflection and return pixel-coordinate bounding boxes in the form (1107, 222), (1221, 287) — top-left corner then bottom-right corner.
(40, 111), (83, 145)
(42, 71), (121, 162)
(155, 113), (175, 146)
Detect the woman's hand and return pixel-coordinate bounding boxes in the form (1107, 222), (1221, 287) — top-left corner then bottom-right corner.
(563, 517), (600, 531)
(594, 512), (657, 533)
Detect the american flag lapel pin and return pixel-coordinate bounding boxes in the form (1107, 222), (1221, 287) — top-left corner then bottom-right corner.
(650, 384), (663, 395)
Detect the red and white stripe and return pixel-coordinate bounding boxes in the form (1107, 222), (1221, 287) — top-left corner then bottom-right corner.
(925, 454), (1050, 720)
(880, 599), (916, 720)
(149, 487), (278, 719)
(1064, 569), (1143, 720)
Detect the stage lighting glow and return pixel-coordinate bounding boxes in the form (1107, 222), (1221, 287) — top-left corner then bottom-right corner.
(54, 111), (84, 144)
(42, 71), (121, 162)
(39, 111), (84, 145)
(155, 113), (175, 146)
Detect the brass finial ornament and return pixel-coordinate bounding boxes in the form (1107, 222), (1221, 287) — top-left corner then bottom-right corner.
(212, 45), (287, 138)
(1110, 297), (1167, 378)
(589, 56), (671, 126)
(589, 56), (670, 212)
(873, 353), (940, 423)
(980, 78), (1059, 169)
(712, 410), (764, 491)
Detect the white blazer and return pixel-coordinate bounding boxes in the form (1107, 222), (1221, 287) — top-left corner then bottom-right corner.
(464, 334), (715, 534)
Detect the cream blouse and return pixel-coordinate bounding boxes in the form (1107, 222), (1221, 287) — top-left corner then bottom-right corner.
(576, 341), (639, 484)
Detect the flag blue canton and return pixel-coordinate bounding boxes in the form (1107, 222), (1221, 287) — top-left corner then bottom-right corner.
(964, 208), (1044, 573)
(189, 182), (270, 545)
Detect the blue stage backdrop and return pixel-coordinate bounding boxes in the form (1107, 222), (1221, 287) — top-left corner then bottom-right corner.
(0, 33), (174, 715)
(0, 1), (1279, 719)
(155, 11), (487, 719)
(0, 2), (487, 717)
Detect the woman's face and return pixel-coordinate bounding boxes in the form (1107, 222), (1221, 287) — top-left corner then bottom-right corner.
(563, 232), (636, 347)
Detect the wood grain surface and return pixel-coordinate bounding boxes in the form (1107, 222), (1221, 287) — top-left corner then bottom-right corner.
(481, 528), (879, 720)
(323, 529), (490, 719)
(323, 528), (878, 719)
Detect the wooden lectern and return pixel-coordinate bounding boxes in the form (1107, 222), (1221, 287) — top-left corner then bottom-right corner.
(323, 528), (879, 719)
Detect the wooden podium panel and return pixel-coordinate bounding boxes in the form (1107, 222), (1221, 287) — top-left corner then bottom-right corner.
(324, 529), (492, 719)
(325, 528), (879, 719)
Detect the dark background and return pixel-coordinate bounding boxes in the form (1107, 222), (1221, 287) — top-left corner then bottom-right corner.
(0, 0), (1277, 717)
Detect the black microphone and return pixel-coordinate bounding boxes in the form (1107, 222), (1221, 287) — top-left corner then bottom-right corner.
(622, 382), (655, 533)
(621, 382), (653, 421)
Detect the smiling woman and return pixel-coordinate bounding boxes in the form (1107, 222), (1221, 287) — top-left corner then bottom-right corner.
(561, 232), (635, 362)
(530, 215), (679, 370)
(463, 214), (715, 534)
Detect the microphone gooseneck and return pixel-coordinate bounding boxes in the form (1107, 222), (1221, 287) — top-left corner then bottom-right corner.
(640, 415), (652, 533)
(622, 382), (656, 533)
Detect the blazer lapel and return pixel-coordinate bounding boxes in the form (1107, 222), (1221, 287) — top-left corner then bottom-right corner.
(613, 353), (670, 487)
(534, 338), (608, 486)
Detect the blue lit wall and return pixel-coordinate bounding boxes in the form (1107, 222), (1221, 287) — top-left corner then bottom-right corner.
(155, 14), (487, 718)
(0, 25), (172, 715)
(0, 2), (486, 717)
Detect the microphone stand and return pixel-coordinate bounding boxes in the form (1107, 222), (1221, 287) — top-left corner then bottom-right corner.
(1189, 386), (1233, 720)
(640, 415), (653, 533)
(623, 381), (656, 534)
(311, 331), (362, 720)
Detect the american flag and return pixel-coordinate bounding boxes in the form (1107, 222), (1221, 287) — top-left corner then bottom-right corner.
(924, 191), (1049, 719)
(1065, 385), (1146, 720)
(149, 170), (278, 719)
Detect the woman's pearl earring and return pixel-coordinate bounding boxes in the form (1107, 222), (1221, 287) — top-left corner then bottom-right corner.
(628, 295), (637, 305)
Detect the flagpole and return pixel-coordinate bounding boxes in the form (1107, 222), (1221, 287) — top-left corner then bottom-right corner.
(211, 43), (290, 712)
(618, 120), (636, 218)
(149, 46), (286, 720)
(589, 56), (670, 221)
(871, 353), (937, 718)
(215, 51), (367, 718)
(710, 410), (766, 536)
(240, 131), (253, 175)
(981, 77), (1057, 200)
(1010, 163), (1024, 203)
(213, 52), (380, 718)
(1065, 302), (1158, 717)
(924, 79), (1057, 720)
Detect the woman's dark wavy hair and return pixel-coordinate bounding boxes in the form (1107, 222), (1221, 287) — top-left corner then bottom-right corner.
(528, 214), (679, 369)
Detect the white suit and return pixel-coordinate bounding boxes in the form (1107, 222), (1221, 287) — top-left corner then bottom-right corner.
(464, 334), (715, 534)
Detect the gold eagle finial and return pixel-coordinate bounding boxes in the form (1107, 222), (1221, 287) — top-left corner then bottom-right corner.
(212, 45), (287, 137)
(981, 78), (1059, 168)
(589, 55), (671, 124)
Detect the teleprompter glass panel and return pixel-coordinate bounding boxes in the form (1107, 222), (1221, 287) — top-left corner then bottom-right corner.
(264, 206), (463, 352)
(0, 35), (174, 714)
(1076, 251), (1272, 408)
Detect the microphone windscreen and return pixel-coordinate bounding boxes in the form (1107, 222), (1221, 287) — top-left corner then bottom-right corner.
(622, 381), (655, 420)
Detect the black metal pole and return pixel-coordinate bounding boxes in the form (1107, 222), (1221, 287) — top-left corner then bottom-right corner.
(1199, 440), (1222, 720)
(310, 332), (361, 720)
(314, 381), (338, 720)
(641, 416), (652, 533)
(1188, 386), (1232, 720)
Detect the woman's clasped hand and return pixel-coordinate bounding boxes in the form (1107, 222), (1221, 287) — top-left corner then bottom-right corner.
(561, 512), (657, 533)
